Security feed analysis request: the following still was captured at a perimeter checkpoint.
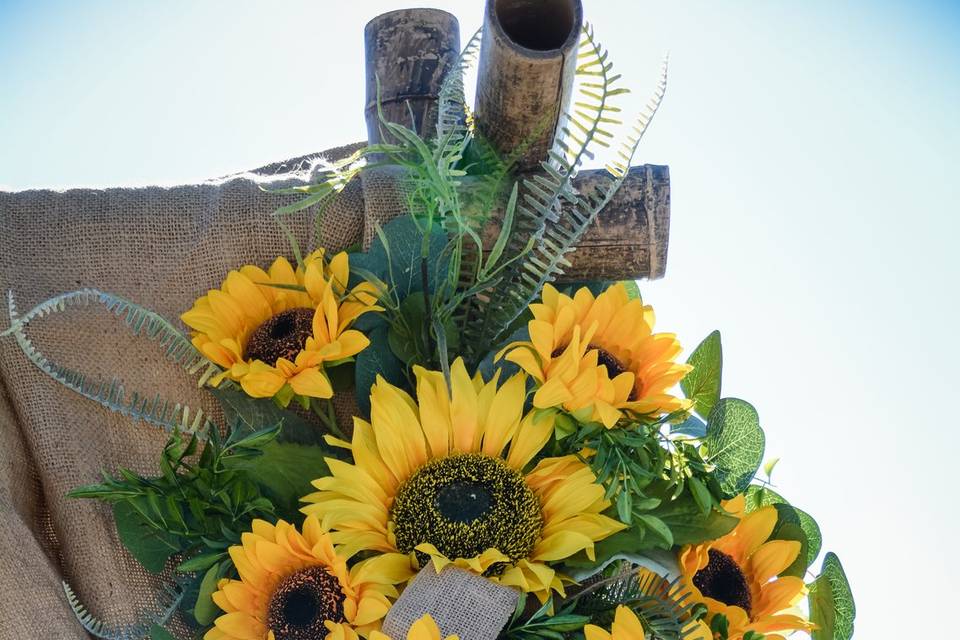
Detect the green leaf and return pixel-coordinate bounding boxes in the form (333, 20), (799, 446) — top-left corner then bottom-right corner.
(763, 456), (780, 480)
(650, 493), (739, 545)
(366, 215), (450, 298)
(176, 552), (225, 573)
(670, 414), (707, 438)
(230, 424), (282, 450)
(241, 441), (332, 518)
(688, 476), (712, 515)
(681, 330), (722, 419)
(636, 514), (673, 548)
(620, 280), (642, 300)
(150, 625), (177, 640)
(112, 502), (182, 574)
(193, 562), (221, 626)
(210, 387), (321, 445)
(703, 398), (765, 498)
(355, 324), (406, 416)
(809, 553), (856, 640)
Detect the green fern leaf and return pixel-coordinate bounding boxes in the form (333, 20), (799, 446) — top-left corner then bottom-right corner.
(63, 579), (183, 640)
(3, 289), (219, 434)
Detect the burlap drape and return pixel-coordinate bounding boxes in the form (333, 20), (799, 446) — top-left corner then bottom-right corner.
(0, 143), (414, 638)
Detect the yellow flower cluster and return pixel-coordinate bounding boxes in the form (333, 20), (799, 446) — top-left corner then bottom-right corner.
(501, 283), (692, 427)
(182, 249), (380, 401)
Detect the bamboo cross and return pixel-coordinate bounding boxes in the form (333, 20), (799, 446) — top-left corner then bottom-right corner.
(363, 0), (670, 282)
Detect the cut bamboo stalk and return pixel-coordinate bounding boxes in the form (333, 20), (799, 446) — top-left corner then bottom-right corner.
(474, 0), (583, 171)
(364, 9), (461, 143)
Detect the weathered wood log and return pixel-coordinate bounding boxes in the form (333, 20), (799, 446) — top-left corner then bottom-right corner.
(364, 9), (461, 144)
(474, 0), (583, 171)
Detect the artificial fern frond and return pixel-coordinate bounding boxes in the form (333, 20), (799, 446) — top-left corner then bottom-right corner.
(462, 28), (668, 360)
(3, 289), (219, 434)
(573, 562), (703, 640)
(436, 28), (482, 149)
(63, 579), (183, 640)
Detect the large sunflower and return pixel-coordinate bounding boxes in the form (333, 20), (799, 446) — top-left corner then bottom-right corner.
(501, 283), (691, 427)
(678, 495), (815, 640)
(301, 359), (625, 602)
(182, 249), (380, 400)
(205, 516), (409, 640)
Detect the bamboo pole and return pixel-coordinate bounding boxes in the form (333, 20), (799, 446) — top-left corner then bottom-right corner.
(364, 9), (461, 143)
(473, 0), (583, 170)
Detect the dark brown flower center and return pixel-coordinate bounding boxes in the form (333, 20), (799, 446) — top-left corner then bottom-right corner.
(693, 549), (752, 615)
(391, 453), (543, 576)
(245, 307), (315, 365)
(592, 346), (628, 379)
(267, 566), (345, 640)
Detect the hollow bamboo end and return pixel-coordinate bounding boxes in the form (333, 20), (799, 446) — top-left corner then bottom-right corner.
(489, 0), (582, 54)
(474, 0), (584, 170)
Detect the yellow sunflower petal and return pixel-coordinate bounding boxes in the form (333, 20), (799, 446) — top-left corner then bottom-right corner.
(287, 367), (333, 398)
(749, 540), (802, 584)
(239, 361), (287, 398)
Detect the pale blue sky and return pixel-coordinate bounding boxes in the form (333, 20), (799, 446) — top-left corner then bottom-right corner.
(3, 1), (959, 637)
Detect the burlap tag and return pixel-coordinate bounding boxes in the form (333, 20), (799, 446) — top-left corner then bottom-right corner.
(382, 566), (520, 640)
(0, 142), (416, 639)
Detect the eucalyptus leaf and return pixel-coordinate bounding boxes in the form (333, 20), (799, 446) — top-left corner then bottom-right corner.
(703, 398), (765, 498)
(366, 215), (450, 298)
(355, 324), (406, 416)
(809, 553), (856, 640)
(681, 330), (722, 419)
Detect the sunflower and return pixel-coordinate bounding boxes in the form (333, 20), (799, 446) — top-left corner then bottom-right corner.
(501, 283), (692, 427)
(205, 516), (408, 640)
(301, 359), (625, 602)
(182, 249), (380, 400)
(584, 605), (653, 640)
(327, 614), (455, 640)
(678, 495), (815, 640)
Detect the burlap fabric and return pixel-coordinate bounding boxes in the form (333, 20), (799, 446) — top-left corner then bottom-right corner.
(382, 567), (519, 640)
(0, 142), (421, 639)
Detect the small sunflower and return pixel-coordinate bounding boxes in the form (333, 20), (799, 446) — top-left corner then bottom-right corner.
(584, 605), (655, 640)
(205, 516), (408, 640)
(301, 359), (625, 602)
(182, 249), (380, 400)
(501, 283), (692, 427)
(679, 495), (815, 640)
(327, 614), (455, 640)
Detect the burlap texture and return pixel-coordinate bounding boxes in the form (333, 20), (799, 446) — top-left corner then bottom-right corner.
(0, 142), (407, 638)
(382, 566), (520, 640)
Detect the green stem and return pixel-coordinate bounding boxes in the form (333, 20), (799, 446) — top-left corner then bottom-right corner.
(312, 398), (347, 441)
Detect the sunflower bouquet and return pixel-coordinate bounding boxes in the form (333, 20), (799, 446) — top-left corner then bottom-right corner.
(1, 6), (854, 640)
